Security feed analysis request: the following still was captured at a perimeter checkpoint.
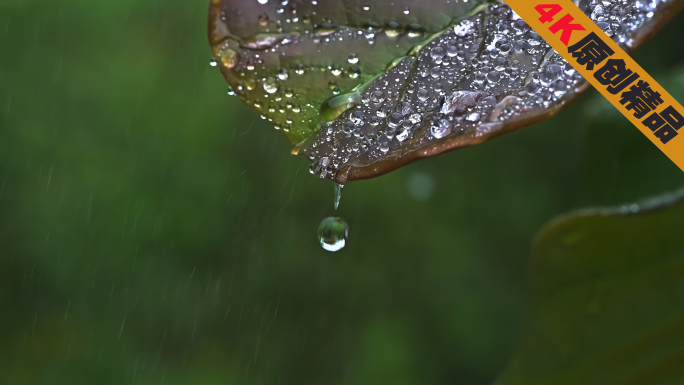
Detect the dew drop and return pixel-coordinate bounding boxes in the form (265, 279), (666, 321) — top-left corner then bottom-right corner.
(466, 112), (481, 122)
(526, 81), (540, 94)
(370, 90), (385, 103)
(417, 88), (429, 101)
(454, 19), (475, 37)
(263, 77), (278, 94)
(319, 92), (361, 122)
(430, 46), (445, 60)
(431, 119), (451, 138)
(399, 102), (412, 116)
(349, 110), (364, 125)
(318, 217), (349, 252)
(388, 112), (403, 128)
(219, 48), (239, 69)
(385, 22), (401, 38)
(486, 71), (500, 83)
(396, 127), (410, 142)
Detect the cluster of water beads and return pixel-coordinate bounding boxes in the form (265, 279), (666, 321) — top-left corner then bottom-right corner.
(302, 0), (667, 181)
(210, 0), (495, 142)
(318, 183), (347, 252)
(212, 0), (668, 168)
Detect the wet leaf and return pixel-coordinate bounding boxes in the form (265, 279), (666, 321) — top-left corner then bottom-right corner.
(208, 0), (486, 144)
(503, 188), (684, 385)
(209, 0), (684, 182)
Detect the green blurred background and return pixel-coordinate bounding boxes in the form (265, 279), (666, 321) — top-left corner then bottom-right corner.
(1, 1), (684, 384)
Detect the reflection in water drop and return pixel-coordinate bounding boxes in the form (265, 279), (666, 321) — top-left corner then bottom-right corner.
(334, 183), (344, 210)
(318, 217), (348, 252)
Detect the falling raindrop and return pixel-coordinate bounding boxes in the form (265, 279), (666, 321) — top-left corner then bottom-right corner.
(318, 217), (349, 252)
(334, 183), (344, 210)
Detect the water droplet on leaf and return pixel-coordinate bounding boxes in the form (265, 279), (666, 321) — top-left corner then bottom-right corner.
(431, 119), (451, 138)
(263, 77), (278, 94)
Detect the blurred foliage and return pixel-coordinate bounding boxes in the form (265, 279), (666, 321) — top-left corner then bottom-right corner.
(504, 190), (684, 385)
(0, 0), (683, 384)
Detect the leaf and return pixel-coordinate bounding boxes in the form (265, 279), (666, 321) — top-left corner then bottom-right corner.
(209, 0), (684, 183)
(209, 0), (486, 143)
(502, 188), (684, 385)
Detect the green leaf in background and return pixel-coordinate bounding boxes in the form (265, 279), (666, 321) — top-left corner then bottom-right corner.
(503, 189), (684, 385)
(210, 0), (684, 183)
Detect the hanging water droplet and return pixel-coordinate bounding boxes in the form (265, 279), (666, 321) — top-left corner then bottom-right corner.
(334, 183), (344, 210)
(318, 217), (348, 252)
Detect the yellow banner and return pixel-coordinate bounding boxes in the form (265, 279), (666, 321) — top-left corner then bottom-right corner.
(503, 0), (684, 172)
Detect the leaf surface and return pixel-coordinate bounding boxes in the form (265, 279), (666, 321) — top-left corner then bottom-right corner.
(209, 0), (684, 182)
